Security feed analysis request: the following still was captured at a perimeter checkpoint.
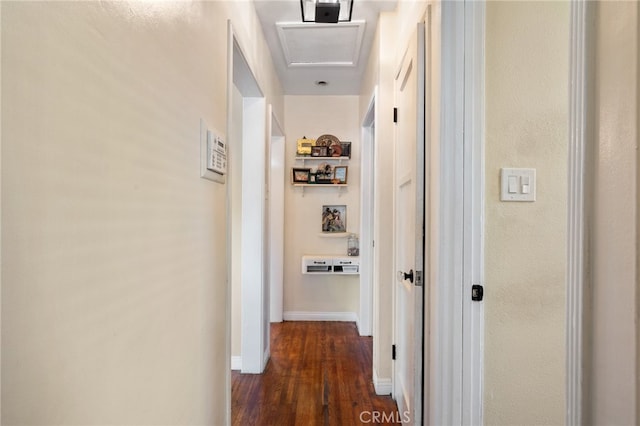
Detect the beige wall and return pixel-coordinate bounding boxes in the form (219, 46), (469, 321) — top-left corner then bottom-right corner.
(484, 2), (569, 424)
(590, 1), (639, 423)
(1, 1), (282, 424)
(282, 96), (360, 316)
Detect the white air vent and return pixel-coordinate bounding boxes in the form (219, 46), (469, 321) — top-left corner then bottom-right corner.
(276, 21), (366, 67)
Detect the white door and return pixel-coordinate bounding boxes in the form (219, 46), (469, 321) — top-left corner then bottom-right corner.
(393, 24), (425, 425)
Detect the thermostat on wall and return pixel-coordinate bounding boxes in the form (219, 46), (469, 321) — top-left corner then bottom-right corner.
(200, 118), (226, 184)
(207, 130), (227, 175)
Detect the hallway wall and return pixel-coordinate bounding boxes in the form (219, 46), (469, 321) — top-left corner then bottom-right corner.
(484, 1), (569, 424)
(1, 2), (282, 424)
(282, 96), (360, 319)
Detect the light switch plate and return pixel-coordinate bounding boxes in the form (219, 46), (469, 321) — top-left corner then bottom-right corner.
(500, 168), (536, 202)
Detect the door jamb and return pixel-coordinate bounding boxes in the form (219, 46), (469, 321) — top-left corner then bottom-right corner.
(567, 1), (593, 424)
(428, 2), (484, 424)
(462, 1), (485, 424)
(360, 89), (377, 337)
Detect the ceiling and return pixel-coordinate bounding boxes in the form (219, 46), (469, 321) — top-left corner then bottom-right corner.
(253, 0), (398, 96)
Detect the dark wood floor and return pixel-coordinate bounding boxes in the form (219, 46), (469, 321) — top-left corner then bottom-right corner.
(232, 321), (400, 426)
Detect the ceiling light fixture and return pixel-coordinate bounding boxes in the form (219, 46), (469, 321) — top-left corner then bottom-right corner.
(300, 0), (354, 24)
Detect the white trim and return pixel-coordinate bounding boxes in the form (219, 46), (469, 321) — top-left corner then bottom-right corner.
(228, 22), (269, 376)
(283, 311), (358, 323)
(359, 88), (377, 337)
(430, 2), (465, 424)
(462, 1), (485, 425)
(268, 105), (285, 324)
(373, 369), (393, 395)
(225, 21), (234, 426)
(231, 356), (242, 371)
(567, 1), (591, 424)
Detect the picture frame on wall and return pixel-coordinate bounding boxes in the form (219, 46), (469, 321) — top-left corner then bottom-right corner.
(340, 142), (351, 158)
(292, 168), (311, 183)
(333, 166), (348, 184)
(311, 146), (328, 157)
(322, 205), (347, 233)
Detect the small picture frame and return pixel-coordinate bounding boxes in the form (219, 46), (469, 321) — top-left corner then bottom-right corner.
(309, 173), (317, 184)
(311, 146), (328, 157)
(340, 142), (352, 158)
(322, 205), (347, 233)
(333, 166), (348, 184)
(292, 168), (311, 183)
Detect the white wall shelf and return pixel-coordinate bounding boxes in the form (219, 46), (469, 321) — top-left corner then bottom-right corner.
(292, 183), (347, 187)
(318, 232), (349, 238)
(295, 156), (350, 165)
(302, 255), (359, 275)
(293, 183), (347, 197)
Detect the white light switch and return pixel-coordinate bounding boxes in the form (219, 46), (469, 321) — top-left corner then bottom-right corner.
(500, 168), (536, 202)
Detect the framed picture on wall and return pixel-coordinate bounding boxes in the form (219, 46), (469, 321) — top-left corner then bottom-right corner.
(322, 205), (347, 233)
(333, 166), (348, 184)
(311, 146), (328, 157)
(292, 168), (311, 183)
(340, 142), (351, 158)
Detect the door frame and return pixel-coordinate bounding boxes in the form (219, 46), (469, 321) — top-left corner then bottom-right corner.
(360, 89), (377, 337)
(225, 22), (269, 378)
(268, 105), (285, 323)
(566, 1), (592, 424)
(427, 1), (484, 424)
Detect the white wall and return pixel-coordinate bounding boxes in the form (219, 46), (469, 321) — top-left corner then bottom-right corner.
(283, 96), (360, 319)
(0, 2), (282, 424)
(590, 2), (639, 423)
(484, 2), (569, 424)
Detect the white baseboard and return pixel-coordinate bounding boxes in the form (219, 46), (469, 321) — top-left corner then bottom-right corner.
(231, 356), (242, 371)
(262, 346), (270, 371)
(283, 311), (358, 322)
(373, 368), (393, 395)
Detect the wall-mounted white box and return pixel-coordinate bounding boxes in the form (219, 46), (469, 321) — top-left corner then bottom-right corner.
(500, 168), (536, 202)
(302, 255), (359, 275)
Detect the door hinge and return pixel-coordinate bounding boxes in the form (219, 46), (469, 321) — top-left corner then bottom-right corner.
(392, 344), (396, 360)
(393, 107), (398, 123)
(472, 284), (484, 301)
(414, 270), (423, 287)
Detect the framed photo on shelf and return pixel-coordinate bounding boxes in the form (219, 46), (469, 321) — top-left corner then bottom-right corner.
(340, 142), (351, 158)
(296, 137), (315, 156)
(322, 205), (347, 233)
(333, 166), (348, 184)
(311, 146), (328, 157)
(292, 168), (311, 183)
(315, 163), (333, 184)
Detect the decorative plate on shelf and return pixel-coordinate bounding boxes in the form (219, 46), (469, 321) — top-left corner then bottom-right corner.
(329, 142), (342, 157)
(316, 134), (340, 147)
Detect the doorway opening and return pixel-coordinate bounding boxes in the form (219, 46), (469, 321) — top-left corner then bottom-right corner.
(228, 28), (269, 375)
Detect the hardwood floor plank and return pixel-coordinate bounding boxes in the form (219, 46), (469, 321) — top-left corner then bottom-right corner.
(232, 321), (399, 426)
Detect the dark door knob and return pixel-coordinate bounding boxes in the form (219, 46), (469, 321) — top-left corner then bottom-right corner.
(397, 269), (414, 283)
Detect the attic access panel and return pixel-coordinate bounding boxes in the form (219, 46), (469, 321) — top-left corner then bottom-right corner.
(276, 21), (366, 67)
